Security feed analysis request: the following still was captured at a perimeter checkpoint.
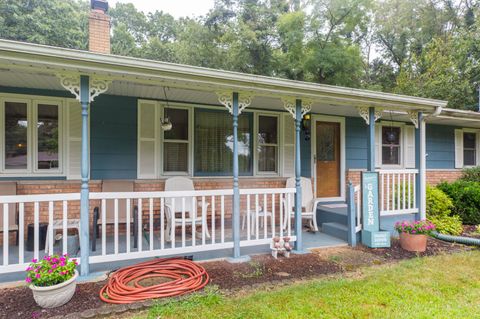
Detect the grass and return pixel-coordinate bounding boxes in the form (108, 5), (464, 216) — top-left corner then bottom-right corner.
(138, 251), (480, 319)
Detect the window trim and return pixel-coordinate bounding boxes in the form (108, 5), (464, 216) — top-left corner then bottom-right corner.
(378, 122), (405, 169)
(0, 94), (66, 177)
(255, 113), (279, 176)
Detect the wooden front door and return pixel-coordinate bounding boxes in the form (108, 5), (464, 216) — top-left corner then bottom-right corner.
(316, 121), (341, 198)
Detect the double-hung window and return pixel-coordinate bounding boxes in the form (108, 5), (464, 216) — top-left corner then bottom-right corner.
(257, 115), (278, 173)
(381, 126), (401, 166)
(454, 129), (480, 168)
(1, 98), (62, 174)
(163, 107), (189, 173)
(463, 132), (476, 166)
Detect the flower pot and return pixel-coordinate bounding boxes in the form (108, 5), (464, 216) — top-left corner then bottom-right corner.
(399, 233), (428, 252)
(29, 270), (78, 308)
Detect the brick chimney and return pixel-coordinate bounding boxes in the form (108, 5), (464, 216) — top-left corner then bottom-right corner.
(89, 0), (110, 54)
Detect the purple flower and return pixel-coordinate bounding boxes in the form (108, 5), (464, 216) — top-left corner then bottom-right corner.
(31, 259), (37, 263)
(35, 273), (41, 279)
(25, 277), (32, 283)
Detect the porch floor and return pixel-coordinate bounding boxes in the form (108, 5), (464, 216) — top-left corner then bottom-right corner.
(0, 229), (345, 283)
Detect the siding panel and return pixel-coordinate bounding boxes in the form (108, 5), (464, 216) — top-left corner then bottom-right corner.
(426, 124), (456, 169)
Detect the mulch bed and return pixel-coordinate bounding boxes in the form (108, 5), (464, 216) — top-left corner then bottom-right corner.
(0, 236), (475, 319)
(462, 225), (480, 238)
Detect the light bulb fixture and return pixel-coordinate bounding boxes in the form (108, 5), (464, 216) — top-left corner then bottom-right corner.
(161, 87), (173, 131)
(301, 113), (311, 141)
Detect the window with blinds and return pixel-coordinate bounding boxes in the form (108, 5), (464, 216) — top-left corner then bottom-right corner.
(194, 109), (252, 176)
(163, 108), (189, 173)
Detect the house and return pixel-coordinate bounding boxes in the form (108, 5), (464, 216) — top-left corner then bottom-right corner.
(1, 0), (479, 278)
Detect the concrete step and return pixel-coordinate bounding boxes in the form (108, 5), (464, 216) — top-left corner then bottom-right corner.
(317, 204), (348, 226)
(322, 222), (348, 241)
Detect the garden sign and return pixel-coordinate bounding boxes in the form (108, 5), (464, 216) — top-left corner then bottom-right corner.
(361, 172), (391, 248)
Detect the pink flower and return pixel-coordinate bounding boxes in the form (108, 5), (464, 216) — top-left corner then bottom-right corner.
(31, 259), (37, 263)
(26, 266), (33, 272)
(48, 269), (53, 274)
(25, 277), (32, 283)
(35, 273), (41, 279)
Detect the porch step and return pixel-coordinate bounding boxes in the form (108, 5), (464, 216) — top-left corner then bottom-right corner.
(317, 203), (348, 226)
(322, 222), (348, 241)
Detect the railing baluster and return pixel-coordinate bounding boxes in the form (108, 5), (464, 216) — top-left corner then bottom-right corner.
(101, 199), (106, 256)
(126, 199), (131, 254)
(34, 202), (39, 261)
(380, 173), (384, 213)
(255, 194), (259, 240)
(211, 196), (215, 244)
(19, 203), (24, 264)
(201, 196), (206, 246)
(221, 195), (225, 244)
(247, 194), (251, 240)
(62, 201), (67, 256)
(402, 173), (406, 211)
(48, 201), (54, 256)
(138, 198), (142, 251)
(192, 196), (196, 247)
(3, 203), (8, 266)
(279, 194), (284, 238)
(397, 173), (401, 212)
(413, 173), (417, 210)
(182, 197), (186, 248)
(408, 174), (412, 209)
(114, 199), (119, 255)
(263, 193), (268, 239)
(171, 198), (175, 248)
(271, 193), (275, 239)
(160, 197), (165, 250)
(287, 193), (292, 237)
(149, 198), (153, 251)
(386, 173), (390, 212)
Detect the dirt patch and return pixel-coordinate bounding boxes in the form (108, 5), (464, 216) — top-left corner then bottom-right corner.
(462, 225), (480, 238)
(312, 247), (386, 271)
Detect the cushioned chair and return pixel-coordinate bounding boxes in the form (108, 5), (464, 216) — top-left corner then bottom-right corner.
(0, 182), (18, 246)
(92, 180), (138, 251)
(284, 177), (319, 232)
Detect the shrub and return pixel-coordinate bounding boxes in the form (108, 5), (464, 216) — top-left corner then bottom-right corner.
(426, 185), (463, 235)
(428, 215), (463, 235)
(25, 254), (77, 287)
(437, 180), (480, 225)
(395, 220), (436, 235)
(461, 167), (480, 182)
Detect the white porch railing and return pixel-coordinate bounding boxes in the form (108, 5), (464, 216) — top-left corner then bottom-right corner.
(0, 188), (296, 274)
(377, 169), (418, 216)
(354, 185), (362, 233)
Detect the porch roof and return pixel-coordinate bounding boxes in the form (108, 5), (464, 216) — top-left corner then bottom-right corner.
(0, 39), (448, 115)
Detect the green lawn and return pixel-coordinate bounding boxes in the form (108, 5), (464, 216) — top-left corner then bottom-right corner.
(140, 251), (480, 319)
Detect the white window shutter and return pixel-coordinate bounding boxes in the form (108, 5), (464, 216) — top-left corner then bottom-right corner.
(404, 125), (416, 168)
(137, 100), (157, 179)
(66, 100), (84, 180)
(454, 129), (463, 168)
(375, 124), (381, 168)
(476, 132), (480, 166)
(282, 113), (295, 177)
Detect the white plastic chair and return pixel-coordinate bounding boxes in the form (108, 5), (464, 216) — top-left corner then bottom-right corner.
(164, 177), (210, 241)
(284, 177), (320, 232)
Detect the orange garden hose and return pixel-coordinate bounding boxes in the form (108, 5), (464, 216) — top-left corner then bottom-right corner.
(99, 258), (209, 304)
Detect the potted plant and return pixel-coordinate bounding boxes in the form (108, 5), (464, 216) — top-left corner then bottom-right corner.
(25, 254), (78, 308)
(395, 220), (436, 252)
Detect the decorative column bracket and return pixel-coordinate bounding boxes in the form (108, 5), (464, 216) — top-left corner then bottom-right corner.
(216, 90), (254, 114)
(57, 73), (111, 102)
(407, 110), (419, 128)
(357, 106), (383, 125)
(281, 97), (312, 118)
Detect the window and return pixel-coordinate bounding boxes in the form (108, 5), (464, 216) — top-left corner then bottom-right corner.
(381, 126), (401, 165)
(463, 132), (476, 166)
(257, 115), (278, 173)
(194, 109), (252, 176)
(2, 98), (62, 174)
(163, 108), (189, 173)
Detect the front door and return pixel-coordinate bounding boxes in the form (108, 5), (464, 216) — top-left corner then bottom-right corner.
(316, 121), (341, 198)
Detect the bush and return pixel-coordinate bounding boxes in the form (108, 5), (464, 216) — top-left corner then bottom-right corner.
(426, 185), (463, 235)
(461, 167), (480, 182)
(437, 180), (480, 225)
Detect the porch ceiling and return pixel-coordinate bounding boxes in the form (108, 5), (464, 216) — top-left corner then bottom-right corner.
(0, 39), (448, 114)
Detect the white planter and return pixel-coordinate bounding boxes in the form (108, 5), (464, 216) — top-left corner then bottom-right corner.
(29, 270), (78, 308)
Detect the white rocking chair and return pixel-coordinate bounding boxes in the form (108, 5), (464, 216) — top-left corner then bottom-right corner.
(283, 177), (320, 232)
(164, 177), (211, 242)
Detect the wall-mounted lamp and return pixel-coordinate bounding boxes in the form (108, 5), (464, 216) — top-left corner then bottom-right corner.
(301, 113), (311, 141)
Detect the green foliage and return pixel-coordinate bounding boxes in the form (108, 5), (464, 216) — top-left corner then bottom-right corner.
(461, 167), (480, 182)
(425, 185), (462, 235)
(25, 254), (77, 287)
(438, 181), (480, 225)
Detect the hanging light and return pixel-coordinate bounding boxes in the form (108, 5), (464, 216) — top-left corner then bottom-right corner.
(161, 87), (173, 131)
(386, 111), (396, 143)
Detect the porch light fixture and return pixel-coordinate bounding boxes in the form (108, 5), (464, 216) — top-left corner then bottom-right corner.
(302, 113), (311, 141)
(386, 111), (396, 143)
(160, 87), (173, 131)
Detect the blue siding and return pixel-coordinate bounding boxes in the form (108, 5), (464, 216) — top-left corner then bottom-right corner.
(426, 124), (456, 169)
(90, 95), (138, 179)
(346, 117), (368, 169)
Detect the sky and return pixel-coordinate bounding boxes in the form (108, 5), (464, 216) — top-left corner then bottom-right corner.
(109, 0), (216, 18)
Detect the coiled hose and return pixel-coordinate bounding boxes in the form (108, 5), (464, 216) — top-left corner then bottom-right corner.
(99, 258), (209, 304)
(431, 231), (480, 246)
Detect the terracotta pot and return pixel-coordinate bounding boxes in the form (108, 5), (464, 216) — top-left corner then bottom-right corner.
(29, 270), (78, 308)
(399, 233), (427, 252)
